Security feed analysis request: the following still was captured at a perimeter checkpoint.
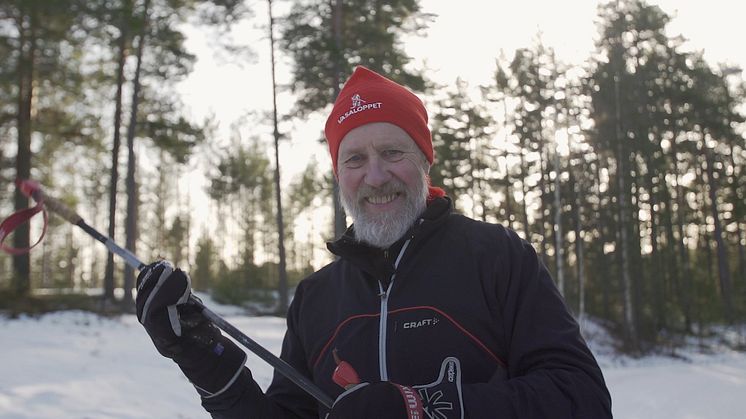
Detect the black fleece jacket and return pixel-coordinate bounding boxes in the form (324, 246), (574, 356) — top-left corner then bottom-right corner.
(202, 197), (612, 418)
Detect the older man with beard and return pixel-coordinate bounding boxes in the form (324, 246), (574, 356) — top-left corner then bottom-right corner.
(336, 121), (430, 249)
(135, 66), (612, 419)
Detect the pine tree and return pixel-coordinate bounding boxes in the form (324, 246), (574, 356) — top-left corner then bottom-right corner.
(280, 0), (430, 238)
(0, 0), (104, 296)
(430, 79), (494, 218)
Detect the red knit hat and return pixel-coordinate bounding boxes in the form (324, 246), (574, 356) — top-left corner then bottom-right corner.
(324, 66), (433, 173)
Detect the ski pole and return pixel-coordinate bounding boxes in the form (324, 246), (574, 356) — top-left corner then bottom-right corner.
(11, 179), (334, 409)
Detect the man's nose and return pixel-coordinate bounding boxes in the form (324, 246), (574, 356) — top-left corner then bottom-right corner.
(364, 157), (391, 188)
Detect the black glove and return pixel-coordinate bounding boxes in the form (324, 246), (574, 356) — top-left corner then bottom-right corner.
(414, 357), (465, 419)
(328, 357), (464, 419)
(136, 260), (247, 398)
(328, 382), (423, 419)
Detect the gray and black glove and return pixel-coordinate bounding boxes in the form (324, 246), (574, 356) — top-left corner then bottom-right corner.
(136, 260), (247, 398)
(328, 357), (464, 419)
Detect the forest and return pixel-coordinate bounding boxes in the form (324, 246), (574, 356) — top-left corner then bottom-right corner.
(1, 0), (744, 354)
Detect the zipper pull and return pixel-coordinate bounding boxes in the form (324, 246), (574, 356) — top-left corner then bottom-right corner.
(377, 281), (387, 298)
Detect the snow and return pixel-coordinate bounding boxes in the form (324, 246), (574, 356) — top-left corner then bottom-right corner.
(603, 352), (746, 419)
(1, 297), (744, 419)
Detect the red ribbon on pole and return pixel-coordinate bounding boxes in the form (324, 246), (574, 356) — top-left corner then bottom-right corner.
(0, 179), (48, 255)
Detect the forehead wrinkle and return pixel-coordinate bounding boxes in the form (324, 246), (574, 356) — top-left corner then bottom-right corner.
(340, 135), (416, 158)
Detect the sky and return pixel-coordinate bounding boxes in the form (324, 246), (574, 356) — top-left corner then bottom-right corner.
(1, 296), (745, 418)
(177, 0), (746, 146)
(173, 0), (746, 265)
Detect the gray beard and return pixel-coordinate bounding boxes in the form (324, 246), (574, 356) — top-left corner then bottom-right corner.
(340, 175), (428, 249)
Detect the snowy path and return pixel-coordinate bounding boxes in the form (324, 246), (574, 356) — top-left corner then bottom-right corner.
(602, 351), (746, 419)
(1, 309), (744, 418)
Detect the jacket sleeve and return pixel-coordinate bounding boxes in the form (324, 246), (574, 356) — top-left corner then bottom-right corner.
(460, 230), (612, 418)
(200, 285), (319, 419)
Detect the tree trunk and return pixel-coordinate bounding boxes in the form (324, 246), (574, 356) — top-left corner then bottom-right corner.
(268, 0), (289, 314)
(550, 72), (566, 296)
(630, 166), (644, 337)
(501, 99), (514, 230)
(645, 155), (665, 331)
(617, 155), (636, 349)
(67, 225), (75, 289)
(13, 3), (38, 297)
(553, 145), (564, 296)
(737, 222), (746, 284)
(504, 174), (513, 230)
(519, 145), (530, 241)
(550, 53), (564, 295)
(671, 138), (692, 331)
(613, 68), (637, 350)
(331, 0), (346, 240)
(154, 150), (167, 258)
(696, 162), (716, 289)
(595, 155), (611, 321)
(728, 144), (746, 285)
(122, 0), (150, 311)
(104, 5), (130, 303)
(571, 171), (585, 325)
(663, 193), (681, 322)
(704, 146), (733, 322)
(538, 145), (549, 260)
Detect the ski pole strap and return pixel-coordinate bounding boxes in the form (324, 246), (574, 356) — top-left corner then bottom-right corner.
(0, 179), (48, 255)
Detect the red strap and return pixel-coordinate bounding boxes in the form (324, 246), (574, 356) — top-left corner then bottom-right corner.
(16, 178), (42, 199)
(0, 180), (48, 255)
(393, 384), (424, 419)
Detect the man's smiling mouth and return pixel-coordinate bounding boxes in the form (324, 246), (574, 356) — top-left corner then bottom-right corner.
(366, 193), (399, 205)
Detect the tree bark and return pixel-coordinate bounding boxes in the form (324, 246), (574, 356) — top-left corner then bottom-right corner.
(501, 101), (514, 230)
(571, 170), (585, 324)
(331, 0), (346, 240)
(268, 0), (289, 313)
(104, 5), (130, 303)
(553, 140), (564, 296)
(645, 154), (665, 331)
(704, 146), (733, 322)
(728, 144), (746, 285)
(595, 154), (611, 321)
(671, 137), (692, 331)
(538, 145), (549, 260)
(122, 0), (150, 311)
(613, 66), (637, 350)
(519, 146), (530, 241)
(12, 3), (37, 296)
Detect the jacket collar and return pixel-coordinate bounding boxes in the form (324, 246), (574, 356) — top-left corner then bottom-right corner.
(327, 197), (452, 278)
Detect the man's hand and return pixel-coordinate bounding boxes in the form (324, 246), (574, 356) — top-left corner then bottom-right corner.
(136, 260), (247, 398)
(328, 382), (423, 419)
(136, 260), (192, 358)
(328, 357), (464, 419)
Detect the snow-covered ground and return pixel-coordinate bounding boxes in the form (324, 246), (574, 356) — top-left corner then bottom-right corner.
(1, 297), (744, 419)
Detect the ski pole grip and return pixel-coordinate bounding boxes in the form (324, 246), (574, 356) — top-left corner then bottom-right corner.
(16, 179), (82, 225)
(36, 191), (83, 225)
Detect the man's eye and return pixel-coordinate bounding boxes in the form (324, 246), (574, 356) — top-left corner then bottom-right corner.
(343, 155), (364, 168)
(382, 149), (404, 161)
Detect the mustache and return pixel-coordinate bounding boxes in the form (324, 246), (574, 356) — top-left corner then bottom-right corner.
(355, 181), (406, 199)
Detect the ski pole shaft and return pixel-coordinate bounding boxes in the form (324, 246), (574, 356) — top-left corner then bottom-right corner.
(20, 180), (334, 409)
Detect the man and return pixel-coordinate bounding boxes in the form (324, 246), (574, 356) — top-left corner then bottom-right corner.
(136, 66), (612, 418)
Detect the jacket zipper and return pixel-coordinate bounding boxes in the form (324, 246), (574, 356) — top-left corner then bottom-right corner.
(377, 238), (412, 381)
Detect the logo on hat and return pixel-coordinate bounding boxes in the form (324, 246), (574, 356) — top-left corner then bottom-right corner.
(337, 92), (382, 124)
(351, 94), (366, 108)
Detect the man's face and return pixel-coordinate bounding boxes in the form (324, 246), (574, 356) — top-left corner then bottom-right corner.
(337, 122), (429, 248)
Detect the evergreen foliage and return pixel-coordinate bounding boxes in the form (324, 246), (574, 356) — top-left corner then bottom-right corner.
(0, 0), (744, 352)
